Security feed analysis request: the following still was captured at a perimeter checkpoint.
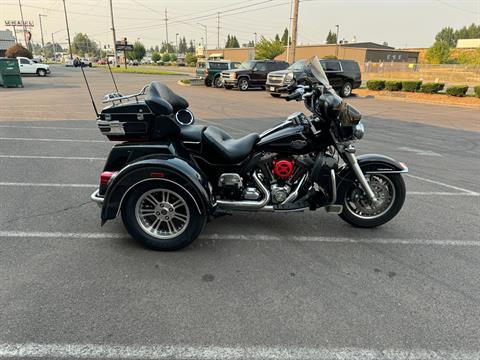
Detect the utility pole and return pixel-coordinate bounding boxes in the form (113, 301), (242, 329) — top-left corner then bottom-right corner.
(286, 0), (293, 63)
(217, 12), (220, 49)
(164, 9), (169, 48)
(18, 0), (28, 47)
(175, 33), (179, 53)
(290, 0), (299, 63)
(335, 24), (339, 58)
(254, 32), (257, 46)
(39, 14), (47, 53)
(62, 0), (73, 59)
(109, 0), (117, 65)
(51, 32), (55, 60)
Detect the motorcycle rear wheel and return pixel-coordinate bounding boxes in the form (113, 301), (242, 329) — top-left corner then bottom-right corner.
(338, 173), (406, 228)
(121, 182), (206, 251)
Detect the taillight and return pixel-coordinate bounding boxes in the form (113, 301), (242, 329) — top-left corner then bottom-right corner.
(100, 171), (115, 186)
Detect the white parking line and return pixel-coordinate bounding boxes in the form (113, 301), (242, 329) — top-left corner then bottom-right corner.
(408, 191), (479, 196)
(0, 342), (478, 360)
(0, 137), (106, 143)
(0, 182), (97, 188)
(0, 125), (95, 131)
(0, 155), (105, 161)
(0, 231), (478, 247)
(406, 174), (479, 195)
(398, 147), (442, 157)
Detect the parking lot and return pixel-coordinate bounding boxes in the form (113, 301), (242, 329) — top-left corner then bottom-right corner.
(0, 65), (479, 359)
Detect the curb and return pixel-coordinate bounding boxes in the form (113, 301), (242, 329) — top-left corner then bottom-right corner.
(177, 79), (204, 87)
(362, 93), (480, 109)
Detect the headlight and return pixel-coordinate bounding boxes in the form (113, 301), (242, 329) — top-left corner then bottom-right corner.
(231, 72), (237, 80)
(284, 72), (293, 83)
(353, 122), (365, 139)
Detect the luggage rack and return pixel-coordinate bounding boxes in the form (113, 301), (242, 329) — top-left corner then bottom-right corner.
(102, 84), (149, 105)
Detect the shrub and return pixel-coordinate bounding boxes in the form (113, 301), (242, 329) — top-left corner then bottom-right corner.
(384, 81), (402, 91)
(402, 81), (422, 92)
(151, 51), (161, 63)
(445, 85), (469, 97)
(185, 52), (197, 66)
(366, 80), (385, 91)
(474, 85), (480, 98)
(161, 53), (171, 62)
(5, 44), (32, 58)
(420, 82), (445, 94)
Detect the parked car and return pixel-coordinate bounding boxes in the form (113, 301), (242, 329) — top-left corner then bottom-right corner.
(221, 60), (289, 91)
(201, 60), (241, 87)
(266, 59), (361, 97)
(195, 59), (207, 79)
(17, 57), (50, 76)
(65, 58), (92, 67)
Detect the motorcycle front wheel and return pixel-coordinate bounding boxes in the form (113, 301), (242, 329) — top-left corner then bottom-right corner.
(121, 182), (206, 251)
(338, 173), (406, 228)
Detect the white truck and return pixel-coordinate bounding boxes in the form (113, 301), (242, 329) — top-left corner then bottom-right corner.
(17, 57), (51, 76)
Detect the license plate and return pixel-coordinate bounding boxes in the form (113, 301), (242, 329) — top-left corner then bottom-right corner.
(270, 86), (275, 91)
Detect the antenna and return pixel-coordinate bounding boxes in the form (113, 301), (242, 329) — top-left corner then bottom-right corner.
(107, 57), (119, 93)
(79, 64), (99, 117)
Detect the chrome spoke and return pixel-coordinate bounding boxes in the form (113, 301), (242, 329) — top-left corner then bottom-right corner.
(145, 194), (159, 206)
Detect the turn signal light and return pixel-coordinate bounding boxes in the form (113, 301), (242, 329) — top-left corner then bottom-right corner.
(100, 171), (115, 186)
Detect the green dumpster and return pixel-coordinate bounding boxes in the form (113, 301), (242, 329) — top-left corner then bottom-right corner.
(0, 58), (23, 88)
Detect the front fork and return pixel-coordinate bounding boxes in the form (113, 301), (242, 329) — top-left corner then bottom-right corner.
(342, 145), (379, 204)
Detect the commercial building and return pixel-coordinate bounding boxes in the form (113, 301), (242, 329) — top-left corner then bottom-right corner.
(0, 30), (16, 57)
(456, 39), (480, 48)
(204, 42), (419, 64)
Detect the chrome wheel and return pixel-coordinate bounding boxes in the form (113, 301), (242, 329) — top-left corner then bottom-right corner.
(135, 189), (190, 239)
(214, 76), (223, 88)
(344, 174), (396, 220)
(239, 78), (249, 91)
(341, 82), (352, 97)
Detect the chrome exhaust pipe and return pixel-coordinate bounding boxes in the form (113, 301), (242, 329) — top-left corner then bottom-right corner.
(216, 172), (270, 210)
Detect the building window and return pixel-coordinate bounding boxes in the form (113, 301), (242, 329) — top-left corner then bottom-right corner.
(387, 55), (391, 60)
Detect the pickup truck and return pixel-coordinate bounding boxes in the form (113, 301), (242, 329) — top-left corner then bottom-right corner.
(17, 57), (50, 76)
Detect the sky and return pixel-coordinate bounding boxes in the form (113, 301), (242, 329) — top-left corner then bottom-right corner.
(1, 0), (479, 50)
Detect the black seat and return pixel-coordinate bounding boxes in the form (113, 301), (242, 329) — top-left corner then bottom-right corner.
(203, 126), (259, 163)
(145, 81), (189, 115)
(180, 125), (206, 142)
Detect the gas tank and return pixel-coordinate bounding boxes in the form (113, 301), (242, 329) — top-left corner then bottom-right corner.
(256, 116), (310, 154)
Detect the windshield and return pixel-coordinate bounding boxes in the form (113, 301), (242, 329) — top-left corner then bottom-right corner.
(288, 60), (305, 71)
(239, 60), (255, 70)
(303, 56), (330, 87)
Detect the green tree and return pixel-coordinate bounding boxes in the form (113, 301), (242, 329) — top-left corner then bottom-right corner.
(127, 41), (146, 61)
(161, 53), (171, 62)
(160, 42), (174, 53)
(178, 37), (188, 53)
(169, 53), (177, 62)
(151, 51), (161, 63)
(185, 52), (197, 66)
(435, 27), (456, 47)
(5, 44), (32, 58)
(281, 28), (289, 45)
(426, 41), (451, 64)
(72, 33), (98, 57)
(275, 34), (280, 42)
(225, 34), (240, 48)
(255, 36), (284, 60)
(188, 40), (195, 53)
(43, 42), (63, 59)
(326, 30), (337, 44)
(225, 34), (231, 48)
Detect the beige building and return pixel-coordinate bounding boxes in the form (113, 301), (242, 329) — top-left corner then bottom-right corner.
(204, 42), (419, 65)
(456, 39), (480, 48)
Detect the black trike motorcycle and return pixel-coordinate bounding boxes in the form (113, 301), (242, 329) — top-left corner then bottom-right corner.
(91, 57), (408, 251)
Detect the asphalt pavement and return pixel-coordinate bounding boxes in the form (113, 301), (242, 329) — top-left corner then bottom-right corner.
(0, 66), (479, 359)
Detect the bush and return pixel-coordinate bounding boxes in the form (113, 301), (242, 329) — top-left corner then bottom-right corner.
(161, 53), (170, 62)
(420, 82), (445, 93)
(384, 81), (402, 91)
(151, 51), (161, 63)
(366, 80), (385, 91)
(185, 53), (197, 66)
(5, 44), (32, 58)
(402, 81), (422, 92)
(445, 85), (469, 97)
(474, 85), (480, 98)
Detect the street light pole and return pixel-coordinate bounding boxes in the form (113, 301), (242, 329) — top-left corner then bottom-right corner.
(39, 14), (47, 54)
(290, 0), (299, 63)
(18, 0), (28, 47)
(109, 0), (117, 65)
(175, 33), (179, 53)
(62, 0), (73, 59)
(254, 32), (257, 46)
(335, 24), (340, 58)
(198, 23), (207, 58)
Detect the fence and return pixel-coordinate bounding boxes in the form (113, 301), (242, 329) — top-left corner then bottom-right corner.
(362, 63), (480, 85)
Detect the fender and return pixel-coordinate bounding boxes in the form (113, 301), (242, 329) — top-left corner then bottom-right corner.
(337, 153), (408, 185)
(101, 156), (212, 222)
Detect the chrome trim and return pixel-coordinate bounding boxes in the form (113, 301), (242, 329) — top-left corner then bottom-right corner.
(330, 169), (337, 204)
(116, 178), (202, 218)
(102, 85), (149, 104)
(175, 109), (195, 126)
(344, 151), (379, 203)
(97, 120), (126, 135)
(365, 169), (409, 174)
(216, 172), (270, 210)
(90, 189), (104, 207)
(282, 173), (308, 205)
